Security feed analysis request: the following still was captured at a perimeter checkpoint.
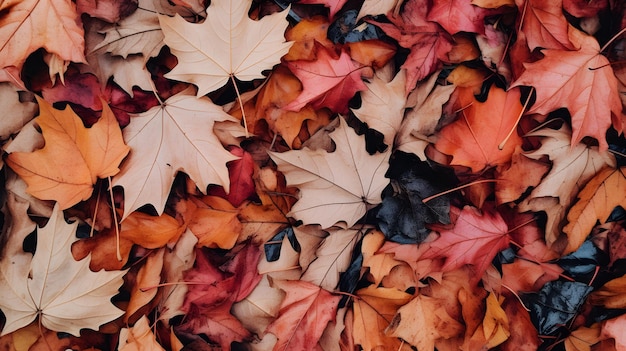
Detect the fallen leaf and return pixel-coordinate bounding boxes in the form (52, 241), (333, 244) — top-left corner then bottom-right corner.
(6, 97), (129, 209)
(352, 285), (413, 351)
(427, 0), (493, 34)
(160, 0), (293, 96)
(590, 273), (626, 309)
(0, 0), (85, 71)
(563, 167), (626, 254)
(511, 29), (621, 150)
(118, 315), (165, 351)
(112, 91), (241, 218)
(515, 0), (577, 51)
(0, 204), (126, 336)
(434, 85), (523, 172)
(125, 249), (165, 322)
(267, 279), (341, 351)
(385, 294), (464, 351)
(284, 47), (368, 114)
(564, 323), (602, 351)
(0, 83), (37, 142)
(269, 117), (390, 228)
(601, 315), (626, 351)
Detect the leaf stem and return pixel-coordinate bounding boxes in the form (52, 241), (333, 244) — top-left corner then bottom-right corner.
(231, 74), (249, 138)
(600, 27), (626, 53)
(422, 179), (499, 203)
(108, 176), (122, 261)
(498, 87), (533, 150)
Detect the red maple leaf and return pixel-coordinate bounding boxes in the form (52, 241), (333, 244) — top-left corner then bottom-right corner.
(283, 47), (368, 114)
(422, 205), (510, 282)
(368, 0), (452, 92)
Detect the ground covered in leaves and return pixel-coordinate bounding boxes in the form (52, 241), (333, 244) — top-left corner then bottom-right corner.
(1, 0), (626, 350)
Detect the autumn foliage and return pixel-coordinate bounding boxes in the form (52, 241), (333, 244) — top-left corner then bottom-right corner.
(3, 0), (626, 350)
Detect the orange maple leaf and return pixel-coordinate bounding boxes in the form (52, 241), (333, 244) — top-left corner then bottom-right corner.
(6, 97), (129, 210)
(435, 85), (523, 172)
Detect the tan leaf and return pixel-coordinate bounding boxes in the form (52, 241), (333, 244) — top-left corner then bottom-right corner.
(269, 117), (390, 228)
(112, 91), (241, 218)
(0, 204), (126, 336)
(351, 64), (407, 145)
(159, 0), (293, 96)
(118, 315), (165, 351)
(125, 249), (165, 323)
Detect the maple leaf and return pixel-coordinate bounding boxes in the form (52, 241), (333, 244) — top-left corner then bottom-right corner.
(159, 0), (293, 96)
(0, 204), (126, 336)
(284, 47), (368, 114)
(434, 85), (523, 172)
(351, 64), (407, 146)
(511, 30), (621, 150)
(118, 315), (165, 351)
(269, 117), (390, 229)
(6, 97), (129, 210)
(368, 0), (452, 92)
(515, 0), (577, 51)
(518, 124), (615, 246)
(352, 285), (413, 351)
(299, 0), (349, 19)
(0, 0), (85, 71)
(385, 294), (464, 351)
(76, 0), (138, 23)
(564, 167), (626, 254)
(300, 228), (363, 291)
(112, 91), (241, 218)
(93, 0), (201, 61)
(267, 279), (341, 351)
(427, 0), (493, 34)
(357, 0), (402, 20)
(422, 206), (510, 281)
(0, 83), (37, 141)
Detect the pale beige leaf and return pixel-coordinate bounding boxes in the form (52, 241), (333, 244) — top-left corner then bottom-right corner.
(158, 229), (197, 322)
(301, 228), (363, 291)
(231, 275), (285, 335)
(159, 0), (293, 96)
(93, 0), (200, 60)
(0, 204), (126, 336)
(396, 76), (455, 160)
(357, 0), (402, 20)
(293, 225), (327, 271)
(351, 65), (407, 145)
(518, 124), (615, 244)
(112, 91), (242, 218)
(118, 315), (165, 351)
(0, 83), (37, 142)
(257, 233), (302, 281)
(269, 117), (390, 229)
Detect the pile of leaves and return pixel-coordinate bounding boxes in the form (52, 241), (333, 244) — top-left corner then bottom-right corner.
(2, 0), (626, 350)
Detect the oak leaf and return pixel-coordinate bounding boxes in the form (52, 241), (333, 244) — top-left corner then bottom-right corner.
(563, 167), (626, 254)
(284, 48), (368, 114)
(0, 0), (85, 71)
(267, 279), (341, 351)
(269, 117), (390, 228)
(159, 0), (293, 96)
(6, 97), (129, 210)
(112, 91), (241, 218)
(0, 204), (126, 336)
(511, 30), (621, 150)
(434, 86), (523, 172)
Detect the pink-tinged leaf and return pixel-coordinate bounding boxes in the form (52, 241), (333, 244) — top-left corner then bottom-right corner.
(422, 206), (510, 282)
(515, 0), (577, 51)
(76, 0), (138, 23)
(41, 70), (103, 111)
(563, 0), (609, 18)
(511, 31), (621, 150)
(427, 0), (493, 35)
(267, 280), (341, 351)
(284, 48), (368, 114)
(368, 0), (452, 92)
(602, 314), (626, 351)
